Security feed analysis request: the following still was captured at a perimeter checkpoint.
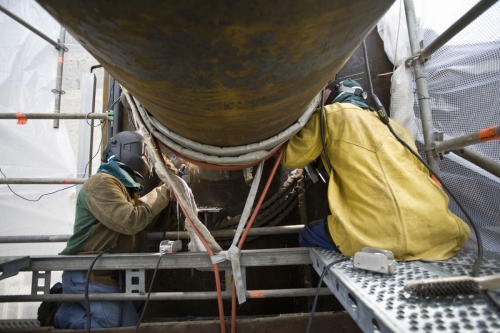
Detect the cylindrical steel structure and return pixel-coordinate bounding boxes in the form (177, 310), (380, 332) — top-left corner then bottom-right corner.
(37, 0), (394, 147)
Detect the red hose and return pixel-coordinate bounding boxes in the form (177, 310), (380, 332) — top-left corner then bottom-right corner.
(231, 146), (286, 333)
(175, 192), (227, 333)
(154, 137), (286, 333)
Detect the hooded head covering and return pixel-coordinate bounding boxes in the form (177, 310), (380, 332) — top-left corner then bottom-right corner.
(329, 79), (374, 111)
(97, 151), (144, 192)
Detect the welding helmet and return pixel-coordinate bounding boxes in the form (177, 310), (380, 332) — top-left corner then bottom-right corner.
(103, 131), (150, 179)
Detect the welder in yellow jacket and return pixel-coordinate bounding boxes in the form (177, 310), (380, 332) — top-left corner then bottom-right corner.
(282, 79), (470, 261)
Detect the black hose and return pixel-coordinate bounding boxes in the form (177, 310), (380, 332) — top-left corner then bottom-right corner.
(85, 249), (112, 333)
(305, 258), (350, 333)
(319, 88), (334, 173)
(134, 253), (163, 333)
(372, 95), (483, 277)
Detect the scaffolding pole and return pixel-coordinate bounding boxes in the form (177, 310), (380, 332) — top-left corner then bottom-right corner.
(403, 0), (441, 175)
(420, 0), (499, 63)
(52, 27), (66, 128)
(435, 125), (500, 152)
(0, 225), (303, 244)
(0, 5), (63, 50)
(0, 178), (86, 185)
(0, 112), (110, 120)
(452, 148), (500, 179)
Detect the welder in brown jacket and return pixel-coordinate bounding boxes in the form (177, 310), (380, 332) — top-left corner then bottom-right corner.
(54, 131), (173, 329)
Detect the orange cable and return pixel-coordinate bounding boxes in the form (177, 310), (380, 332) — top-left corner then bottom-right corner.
(176, 193), (227, 333)
(153, 137), (226, 333)
(231, 146), (286, 333)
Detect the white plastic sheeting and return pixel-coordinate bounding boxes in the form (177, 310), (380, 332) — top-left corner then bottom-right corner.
(0, 0), (75, 320)
(378, 0), (500, 252)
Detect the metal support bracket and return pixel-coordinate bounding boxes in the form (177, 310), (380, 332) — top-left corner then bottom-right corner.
(51, 89), (66, 95)
(31, 271), (51, 296)
(125, 269), (145, 294)
(0, 256), (30, 281)
(405, 55), (420, 67)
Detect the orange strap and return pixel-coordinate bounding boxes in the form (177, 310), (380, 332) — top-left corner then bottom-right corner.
(16, 112), (27, 125)
(478, 126), (499, 142)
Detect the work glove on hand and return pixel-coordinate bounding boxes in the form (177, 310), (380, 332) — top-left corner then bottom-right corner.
(138, 183), (172, 217)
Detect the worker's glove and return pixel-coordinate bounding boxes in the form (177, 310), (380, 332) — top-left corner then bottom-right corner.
(139, 183), (172, 217)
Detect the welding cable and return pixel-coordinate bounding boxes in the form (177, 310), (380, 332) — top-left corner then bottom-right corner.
(85, 249), (112, 333)
(319, 88), (334, 173)
(372, 97), (483, 276)
(175, 192), (227, 333)
(305, 257), (350, 333)
(361, 37), (483, 276)
(0, 119), (103, 202)
(230, 147), (285, 333)
(211, 169), (304, 230)
(124, 87), (226, 331)
(133, 253), (163, 333)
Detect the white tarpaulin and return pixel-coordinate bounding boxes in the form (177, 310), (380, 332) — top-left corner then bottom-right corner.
(0, 0), (76, 320)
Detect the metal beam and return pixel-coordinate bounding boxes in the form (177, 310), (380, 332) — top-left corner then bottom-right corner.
(452, 148), (500, 179)
(435, 125), (500, 152)
(0, 112), (110, 120)
(0, 287), (331, 303)
(3, 248), (311, 271)
(0, 178), (86, 185)
(0, 226), (303, 244)
(148, 225), (304, 240)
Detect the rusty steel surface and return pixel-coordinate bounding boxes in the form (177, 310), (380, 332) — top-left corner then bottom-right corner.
(37, 0), (394, 146)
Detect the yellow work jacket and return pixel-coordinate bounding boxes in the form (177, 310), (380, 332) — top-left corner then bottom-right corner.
(282, 103), (470, 260)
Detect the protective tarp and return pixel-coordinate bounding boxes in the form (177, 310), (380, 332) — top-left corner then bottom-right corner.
(378, 0), (500, 252)
(0, 0), (75, 320)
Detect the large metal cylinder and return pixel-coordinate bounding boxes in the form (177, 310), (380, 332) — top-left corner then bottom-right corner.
(37, 0), (393, 147)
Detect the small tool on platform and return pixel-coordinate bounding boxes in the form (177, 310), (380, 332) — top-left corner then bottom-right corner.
(404, 273), (500, 297)
(159, 240), (182, 254)
(352, 247), (397, 274)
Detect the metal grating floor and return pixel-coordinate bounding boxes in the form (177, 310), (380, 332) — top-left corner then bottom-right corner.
(310, 248), (500, 333)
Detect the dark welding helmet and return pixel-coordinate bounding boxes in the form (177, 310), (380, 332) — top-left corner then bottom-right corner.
(103, 131), (150, 179)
